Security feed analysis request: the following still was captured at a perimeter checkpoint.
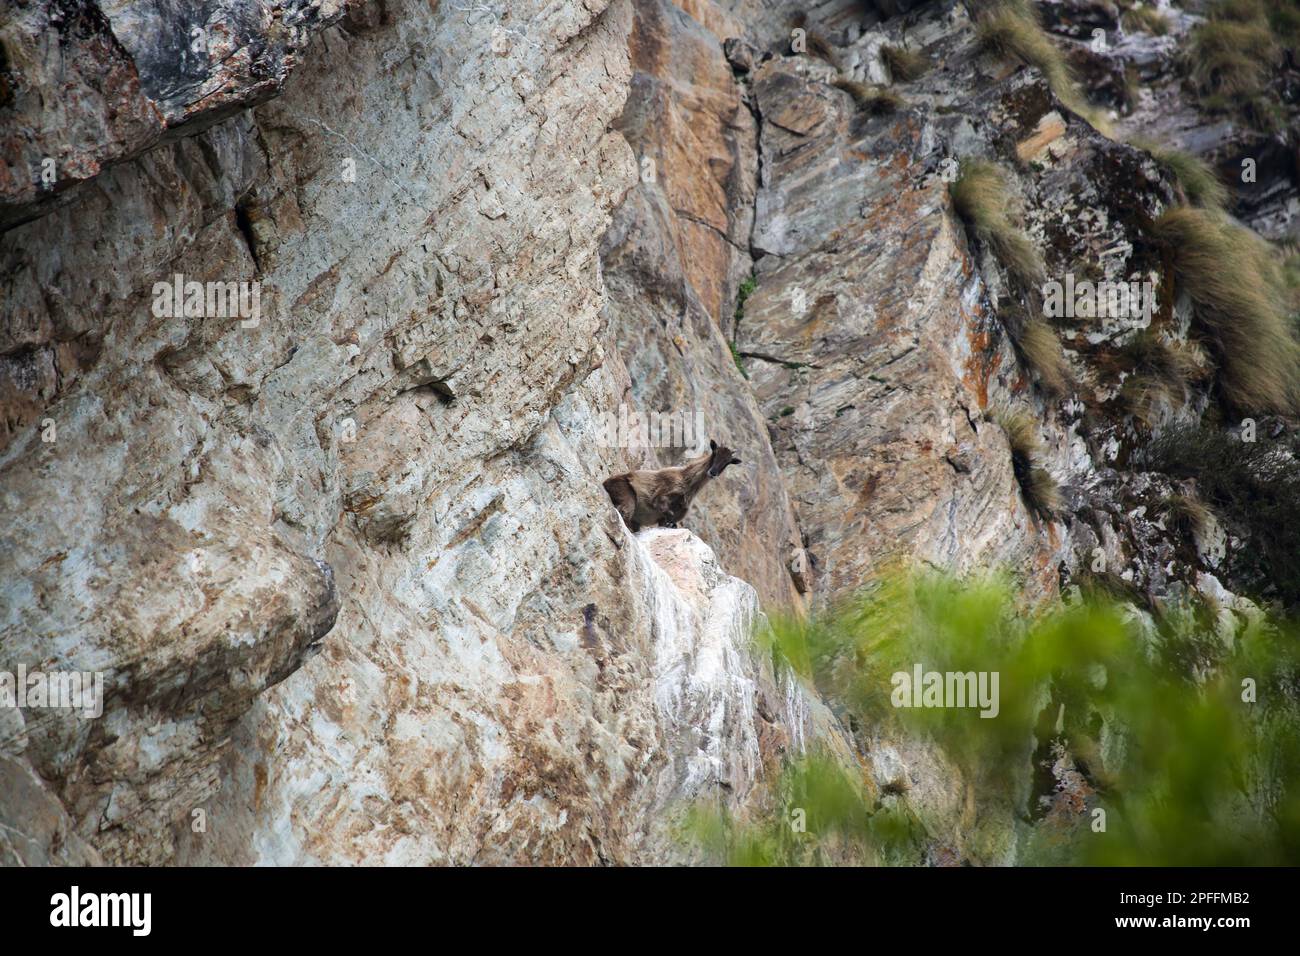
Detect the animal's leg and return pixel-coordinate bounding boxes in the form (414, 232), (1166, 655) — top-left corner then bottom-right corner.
(649, 493), (676, 529)
(669, 498), (689, 526)
(653, 492), (688, 529)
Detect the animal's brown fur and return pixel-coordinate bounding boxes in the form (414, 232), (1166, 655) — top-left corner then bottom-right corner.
(603, 440), (742, 533)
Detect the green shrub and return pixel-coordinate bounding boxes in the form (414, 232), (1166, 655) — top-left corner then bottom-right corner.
(728, 340), (749, 380)
(729, 274), (757, 379)
(733, 274), (756, 324)
(684, 751), (885, 866)
(692, 570), (1300, 866)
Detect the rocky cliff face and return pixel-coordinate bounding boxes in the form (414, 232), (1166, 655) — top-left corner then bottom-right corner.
(2, 0), (1296, 865)
(0, 0), (844, 867)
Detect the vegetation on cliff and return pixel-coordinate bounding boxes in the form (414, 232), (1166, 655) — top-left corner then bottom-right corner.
(690, 571), (1300, 866)
(1150, 207), (1300, 416)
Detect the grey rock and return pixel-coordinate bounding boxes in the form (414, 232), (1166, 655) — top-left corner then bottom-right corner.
(0, 0), (353, 230)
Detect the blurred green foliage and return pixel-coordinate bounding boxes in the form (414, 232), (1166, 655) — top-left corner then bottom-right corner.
(692, 570), (1300, 866)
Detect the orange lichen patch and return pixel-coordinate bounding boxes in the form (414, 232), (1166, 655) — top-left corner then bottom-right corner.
(962, 322), (1000, 409)
(1015, 110), (1066, 164)
(253, 762), (268, 812)
(887, 147), (915, 174)
(670, 1), (744, 39)
(1025, 530), (1062, 601)
(954, 225), (977, 278)
(674, 218), (733, 323)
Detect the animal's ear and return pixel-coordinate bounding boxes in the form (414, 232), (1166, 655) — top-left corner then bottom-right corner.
(710, 439), (717, 451)
(731, 457), (742, 465)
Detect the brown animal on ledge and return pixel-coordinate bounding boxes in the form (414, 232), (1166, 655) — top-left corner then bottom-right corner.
(602, 440), (742, 533)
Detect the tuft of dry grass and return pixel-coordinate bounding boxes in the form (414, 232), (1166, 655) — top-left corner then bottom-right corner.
(1132, 140), (1229, 211)
(1071, 566), (1146, 605)
(1159, 491), (1213, 541)
(1186, 0), (1300, 132)
(1132, 330), (1209, 384)
(1187, 0), (1284, 117)
(981, 0), (1042, 21)
(832, 79), (904, 114)
(1119, 330), (1210, 423)
(1015, 315), (1072, 397)
(1214, 0), (1269, 23)
(1125, 326), (1208, 387)
(974, 3), (1088, 116)
(951, 161), (1071, 395)
(992, 408), (1063, 519)
(1122, 5), (1171, 35)
(881, 44), (930, 82)
(1279, 243), (1300, 318)
(1273, 1), (1300, 47)
(1119, 377), (1170, 428)
(789, 11), (842, 70)
(1118, 330), (1196, 424)
(950, 160), (1046, 290)
(1122, 63), (1141, 114)
(1149, 207), (1300, 415)
(1189, 20), (1278, 98)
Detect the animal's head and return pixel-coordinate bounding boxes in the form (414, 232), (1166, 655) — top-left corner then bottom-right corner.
(707, 439), (742, 478)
